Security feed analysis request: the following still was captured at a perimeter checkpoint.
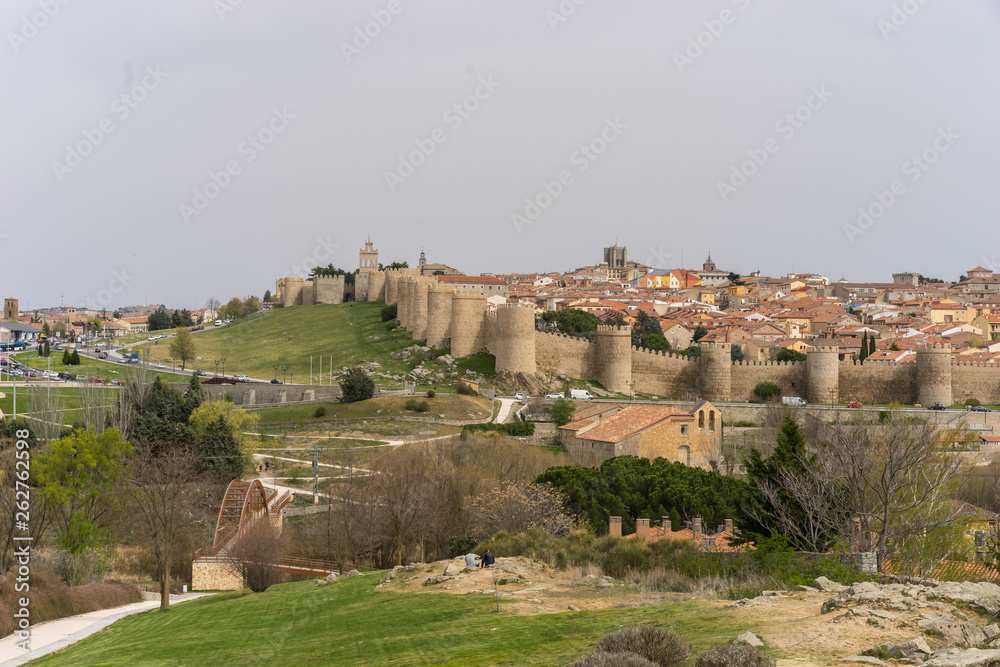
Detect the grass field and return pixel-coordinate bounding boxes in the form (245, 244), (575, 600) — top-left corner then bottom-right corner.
(128, 303), (487, 391)
(11, 351), (190, 385)
(0, 385), (119, 423)
(29, 574), (764, 667)
(251, 394), (493, 425)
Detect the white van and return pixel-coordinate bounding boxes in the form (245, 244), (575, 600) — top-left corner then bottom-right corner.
(570, 389), (594, 401)
(214, 320), (223, 327)
(782, 396), (807, 407)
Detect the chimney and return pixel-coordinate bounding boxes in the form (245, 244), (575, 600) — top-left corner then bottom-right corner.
(693, 517), (702, 541)
(637, 518), (650, 541)
(725, 519), (733, 533)
(662, 516), (671, 534)
(610, 516), (622, 538)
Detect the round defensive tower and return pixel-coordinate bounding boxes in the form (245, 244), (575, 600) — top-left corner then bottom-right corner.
(493, 304), (537, 375)
(369, 271), (387, 302)
(806, 346), (840, 405)
(699, 342), (732, 402)
(399, 278), (413, 332)
(385, 270), (400, 305)
(426, 284), (454, 349)
(411, 279), (430, 341)
(917, 343), (953, 407)
(450, 291), (488, 357)
(595, 326), (633, 395)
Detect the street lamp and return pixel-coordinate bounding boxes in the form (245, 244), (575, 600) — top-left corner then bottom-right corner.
(282, 366), (289, 384)
(214, 360), (220, 377)
(272, 364), (279, 381)
(829, 388), (836, 408)
(221, 358), (226, 378)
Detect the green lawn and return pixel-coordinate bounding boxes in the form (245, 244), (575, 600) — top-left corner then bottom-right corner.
(30, 574), (767, 667)
(128, 303), (481, 390)
(0, 385), (119, 423)
(251, 394), (493, 426)
(12, 351), (189, 384)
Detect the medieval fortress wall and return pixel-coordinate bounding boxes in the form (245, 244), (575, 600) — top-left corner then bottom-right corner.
(354, 269), (1000, 405)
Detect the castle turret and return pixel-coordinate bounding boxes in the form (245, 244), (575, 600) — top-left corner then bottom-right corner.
(491, 304), (536, 375)
(806, 346), (840, 405)
(699, 342), (732, 402)
(398, 277), (413, 331)
(368, 271), (386, 302)
(426, 284), (454, 349)
(595, 326), (633, 394)
(385, 270), (401, 305)
(411, 279), (430, 341)
(450, 291), (487, 357)
(917, 343), (953, 407)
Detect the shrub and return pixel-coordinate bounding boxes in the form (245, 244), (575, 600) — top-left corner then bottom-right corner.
(457, 382), (479, 396)
(385, 321), (398, 331)
(730, 421), (756, 428)
(380, 303), (398, 322)
(966, 398), (982, 407)
(314, 406), (327, 419)
(695, 644), (775, 667)
(405, 398), (418, 411)
(340, 367), (375, 403)
(546, 398), (576, 426)
(426, 389), (436, 398)
(878, 410), (890, 424)
(555, 551), (568, 571)
(572, 653), (659, 667)
(602, 541), (650, 578)
(414, 400), (430, 413)
(462, 422), (535, 436)
(753, 382), (780, 401)
(594, 625), (688, 667)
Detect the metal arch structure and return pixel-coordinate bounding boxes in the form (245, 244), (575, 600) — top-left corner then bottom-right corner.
(212, 479), (270, 553)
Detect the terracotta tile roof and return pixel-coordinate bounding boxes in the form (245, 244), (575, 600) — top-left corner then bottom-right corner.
(576, 405), (683, 444)
(436, 275), (505, 285)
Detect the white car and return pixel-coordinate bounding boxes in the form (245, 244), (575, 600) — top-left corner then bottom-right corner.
(155, 363), (165, 369)
(545, 392), (564, 399)
(233, 374), (249, 381)
(514, 393), (526, 400)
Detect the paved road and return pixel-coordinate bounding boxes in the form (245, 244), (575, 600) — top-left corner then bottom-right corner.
(494, 397), (516, 424)
(0, 592), (211, 666)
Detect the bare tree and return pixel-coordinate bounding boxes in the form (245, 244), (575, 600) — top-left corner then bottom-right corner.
(748, 464), (847, 553)
(469, 481), (572, 539)
(205, 297), (221, 312)
(223, 519), (289, 592)
(124, 444), (207, 609)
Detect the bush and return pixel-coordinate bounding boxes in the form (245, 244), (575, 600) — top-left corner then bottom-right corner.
(695, 644), (775, 667)
(405, 398), (418, 411)
(602, 540), (650, 578)
(966, 398), (982, 407)
(385, 321), (398, 331)
(462, 422), (535, 436)
(555, 551), (568, 571)
(380, 303), (398, 322)
(414, 400), (430, 413)
(457, 382), (479, 396)
(314, 406), (327, 419)
(730, 421), (756, 428)
(753, 382), (781, 401)
(572, 653), (659, 667)
(594, 625), (688, 667)
(426, 389), (436, 398)
(340, 367), (375, 403)
(546, 398), (576, 426)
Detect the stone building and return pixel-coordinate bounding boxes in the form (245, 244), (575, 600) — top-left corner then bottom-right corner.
(604, 241), (627, 268)
(274, 274), (345, 307)
(4, 298), (18, 322)
(559, 401), (722, 470)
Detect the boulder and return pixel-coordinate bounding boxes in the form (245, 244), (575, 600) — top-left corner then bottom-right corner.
(921, 648), (1000, 667)
(887, 638), (932, 661)
(962, 621), (989, 647)
(425, 576), (459, 585)
(839, 658), (887, 666)
(728, 597), (778, 608)
(734, 632), (764, 647)
(568, 605), (580, 612)
(984, 624), (1000, 641)
(443, 563), (462, 576)
(794, 585), (820, 592)
(344, 569), (362, 577)
(822, 597), (842, 614)
(816, 576), (848, 592)
(325, 572), (338, 583)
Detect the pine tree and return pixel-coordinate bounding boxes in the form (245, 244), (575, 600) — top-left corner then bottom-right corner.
(43, 342), (50, 357)
(859, 332), (869, 361)
(70, 350), (81, 366)
(62, 348), (70, 365)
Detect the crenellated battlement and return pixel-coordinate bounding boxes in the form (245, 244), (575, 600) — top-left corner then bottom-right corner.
(597, 325), (632, 334)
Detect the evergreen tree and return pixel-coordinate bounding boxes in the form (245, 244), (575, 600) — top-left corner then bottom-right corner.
(62, 348), (70, 365)
(196, 416), (247, 484)
(859, 332), (869, 361)
(43, 342), (50, 357)
(183, 374), (204, 420)
(70, 350), (81, 365)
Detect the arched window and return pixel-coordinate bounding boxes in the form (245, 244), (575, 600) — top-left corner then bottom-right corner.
(677, 445), (691, 466)
(680, 425), (688, 436)
(709, 411), (716, 432)
(698, 410), (705, 429)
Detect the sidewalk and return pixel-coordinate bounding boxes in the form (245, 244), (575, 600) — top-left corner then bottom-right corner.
(0, 592), (211, 666)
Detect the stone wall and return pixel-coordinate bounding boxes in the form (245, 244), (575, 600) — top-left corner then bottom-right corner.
(536, 331), (595, 380)
(192, 560), (243, 591)
(840, 361), (916, 404)
(170, 383), (343, 406)
(630, 348), (699, 399)
(730, 362), (809, 403)
(312, 275), (345, 305)
(952, 363), (1000, 405)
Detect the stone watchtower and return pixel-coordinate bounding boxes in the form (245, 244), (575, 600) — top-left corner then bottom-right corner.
(398, 277), (413, 331)
(595, 326), (633, 394)
(699, 342), (732, 402)
(3, 298), (18, 322)
(425, 284), (454, 349)
(492, 304), (537, 375)
(410, 278), (431, 341)
(806, 347), (840, 404)
(450, 291), (488, 357)
(916, 343), (953, 407)
(359, 239), (379, 273)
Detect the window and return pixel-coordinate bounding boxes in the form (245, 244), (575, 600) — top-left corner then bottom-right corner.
(709, 411), (715, 432)
(680, 425), (688, 436)
(698, 410), (705, 429)
(677, 445), (691, 466)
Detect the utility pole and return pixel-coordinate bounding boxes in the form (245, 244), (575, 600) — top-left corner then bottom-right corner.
(313, 443), (319, 505)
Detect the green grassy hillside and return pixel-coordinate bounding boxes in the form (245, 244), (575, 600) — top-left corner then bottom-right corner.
(132, 303), (466, 387)
(30, 574), (758, 667)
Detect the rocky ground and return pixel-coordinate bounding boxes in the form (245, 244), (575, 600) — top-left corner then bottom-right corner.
(368, 558), (1000, 666)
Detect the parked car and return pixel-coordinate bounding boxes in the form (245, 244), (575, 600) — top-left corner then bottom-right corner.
(570, 389), (594, 400)
(514, 392), (526, 400)
(271, 378), (283, 384)
(194, 369), (207, 377)
(545, 392), (564, 399)
(929, 403), (946, 411)
(972, 405), (991, 413)
(847, 401), (862, 408)
(782, 396), (808, 407)
(155, 363), (165, 369)
(233, 374), (250, 381)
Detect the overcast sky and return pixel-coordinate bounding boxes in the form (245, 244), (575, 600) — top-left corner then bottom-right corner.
(3, 0), (999, 311)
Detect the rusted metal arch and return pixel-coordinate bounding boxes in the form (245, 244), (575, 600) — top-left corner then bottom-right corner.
(211, 479), (270, 553)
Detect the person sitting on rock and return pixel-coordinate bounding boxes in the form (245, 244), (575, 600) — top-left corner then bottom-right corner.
(481, 550), (495, 567)
(465, 552), (479, 568)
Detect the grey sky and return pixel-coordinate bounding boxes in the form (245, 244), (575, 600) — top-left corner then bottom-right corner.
(3, 0), (999, 311)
